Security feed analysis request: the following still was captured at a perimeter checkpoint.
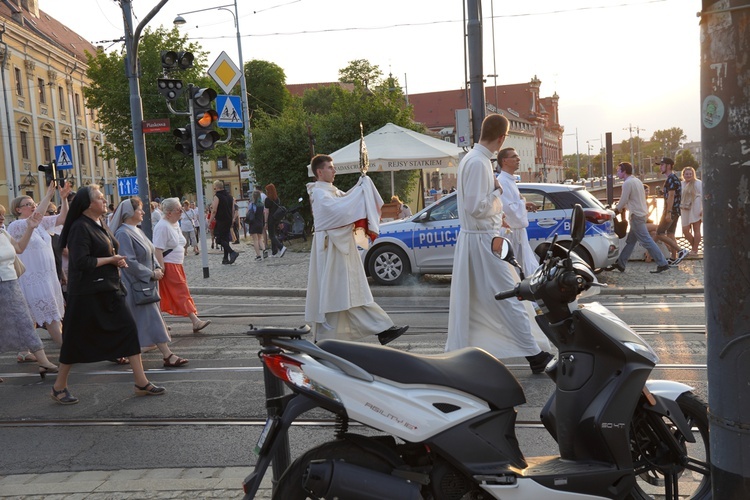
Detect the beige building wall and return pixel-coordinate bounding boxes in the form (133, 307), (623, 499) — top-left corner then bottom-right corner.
(0, 1), (117, 211)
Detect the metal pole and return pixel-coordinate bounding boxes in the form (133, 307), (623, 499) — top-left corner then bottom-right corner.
(700, 1), (750, 496)
(466, 0), (485, 144)
(231, 0), (252, 177)
(187, 88), (211, 279)
(575, 128), (580, 180)
(121, 0), (170, 239)
(0, 27), (19, 198)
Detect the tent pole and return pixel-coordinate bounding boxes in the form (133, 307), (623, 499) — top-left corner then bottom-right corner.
(391, 171), (395, 197)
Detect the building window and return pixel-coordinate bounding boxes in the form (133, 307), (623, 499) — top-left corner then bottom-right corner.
(14, 67), (23, 96)
(43, 136), (52, 163)
(78, 142), (86, 166)
(58, 86), (65, 111)
(38, 78), (46, 103)
(74, 93), (81, 116)
(216, 156), (228, 170)
(20, 131), (29, 159)
(93, 145), (99, 167)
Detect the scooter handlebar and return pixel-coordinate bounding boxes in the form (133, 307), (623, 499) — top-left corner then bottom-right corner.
(495, 284), (520, 301)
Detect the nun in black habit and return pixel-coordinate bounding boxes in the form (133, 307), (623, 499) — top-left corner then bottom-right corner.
(51, 185), (165, 405)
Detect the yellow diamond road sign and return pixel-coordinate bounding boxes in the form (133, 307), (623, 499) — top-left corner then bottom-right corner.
(208, 51), (242, 94)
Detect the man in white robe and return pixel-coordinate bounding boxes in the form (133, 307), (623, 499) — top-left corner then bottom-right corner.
(445, 114), (552, 373)
(305, 154), (408, 344)
(496, 147), (540, 278)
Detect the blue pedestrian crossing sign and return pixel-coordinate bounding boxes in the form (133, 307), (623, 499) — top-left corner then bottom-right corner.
(117, 176), (139, 197)
(216, 95), (243, 129)
(54, 144), (74, 170)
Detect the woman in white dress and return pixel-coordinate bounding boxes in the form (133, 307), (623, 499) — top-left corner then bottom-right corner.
(8, 181), (71, 346)
(680, 167), (703, 256)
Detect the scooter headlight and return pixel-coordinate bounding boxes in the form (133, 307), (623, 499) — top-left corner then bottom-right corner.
(623, 341), (659, 364)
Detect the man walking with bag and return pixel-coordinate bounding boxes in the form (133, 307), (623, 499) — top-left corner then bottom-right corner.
(609, 162), (670, 274)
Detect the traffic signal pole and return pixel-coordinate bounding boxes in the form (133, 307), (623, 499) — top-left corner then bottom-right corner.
(187, 90), (211, 279)
(700, 1), (750, 496)
(121, 0), (170, 239)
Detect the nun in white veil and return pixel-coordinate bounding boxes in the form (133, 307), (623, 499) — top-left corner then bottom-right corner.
(111, 198), (188, 368)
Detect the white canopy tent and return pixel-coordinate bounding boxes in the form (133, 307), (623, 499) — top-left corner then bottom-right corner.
(306, 123), (466, 204)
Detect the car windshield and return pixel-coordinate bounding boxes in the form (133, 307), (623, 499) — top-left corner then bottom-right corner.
(426, 195), (458, 221)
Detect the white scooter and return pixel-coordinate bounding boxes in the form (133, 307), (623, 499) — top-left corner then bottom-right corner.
(241, 204), (710, 500)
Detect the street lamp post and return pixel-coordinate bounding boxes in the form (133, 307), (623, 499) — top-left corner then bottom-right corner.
(564, 128), (580, 179)
(174, 0), (252, 184)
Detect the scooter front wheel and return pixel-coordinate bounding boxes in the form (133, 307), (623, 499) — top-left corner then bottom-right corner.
(629, 392), (711, 499)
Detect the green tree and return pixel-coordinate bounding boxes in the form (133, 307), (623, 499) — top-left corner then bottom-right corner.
(84, 27), (237, 198)
(650, 128), (686, 157)
(675, 149), (699, 171)
(338, 59), (383, 89)
(245, 59), (290, 118)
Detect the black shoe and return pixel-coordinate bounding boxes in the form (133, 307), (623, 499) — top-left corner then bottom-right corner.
(650, 264), (670, 274)
(526, 351), (554, 374)
(377, 325), (409, 345)
(221, 259), (229, 265)
(613, 261), (625, 272)
(228, 251), (239, 264)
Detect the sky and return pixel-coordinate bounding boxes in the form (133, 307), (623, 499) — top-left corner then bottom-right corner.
(39, 0), (702, 156)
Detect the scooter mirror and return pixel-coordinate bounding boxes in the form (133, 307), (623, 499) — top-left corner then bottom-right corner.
(570, 204), (585, 250)
(491, 236), (513, 261)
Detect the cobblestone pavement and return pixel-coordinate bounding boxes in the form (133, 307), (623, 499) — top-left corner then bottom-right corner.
(0, 239), (704, 499)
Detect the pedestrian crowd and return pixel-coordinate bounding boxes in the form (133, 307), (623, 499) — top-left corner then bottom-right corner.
(1, 121), (703, 407)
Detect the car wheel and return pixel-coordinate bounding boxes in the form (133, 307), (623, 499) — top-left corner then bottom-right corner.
(368, 245), (411, 286)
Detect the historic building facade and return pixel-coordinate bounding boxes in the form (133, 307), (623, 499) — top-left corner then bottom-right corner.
(409, 76), (564, 183)
(0, 0), (116, 209)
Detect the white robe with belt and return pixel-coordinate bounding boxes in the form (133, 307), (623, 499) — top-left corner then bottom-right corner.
(305, 176), (392, 341)
(497, 170), (540, 278)
(446, 144), (549, 358)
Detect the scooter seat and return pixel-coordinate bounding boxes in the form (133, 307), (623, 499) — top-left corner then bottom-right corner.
(317, 340), (525, 409)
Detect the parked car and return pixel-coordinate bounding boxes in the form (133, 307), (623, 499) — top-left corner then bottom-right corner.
(364, 183), (619, 285)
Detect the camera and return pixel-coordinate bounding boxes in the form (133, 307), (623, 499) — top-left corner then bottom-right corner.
(38, 161), (64, 186)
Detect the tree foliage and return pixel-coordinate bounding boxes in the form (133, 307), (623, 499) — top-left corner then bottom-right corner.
(245, 59), (290, 119)
(675, 149), (699, 171)
(338, 59), (384, 89)
(650, 128), (686, 157)
(84, 27), (238, 198)
(250, 61), (421, 215)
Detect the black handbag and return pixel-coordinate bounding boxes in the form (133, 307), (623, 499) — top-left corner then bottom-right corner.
(614, 213), (628, 239)
(131, 280), (160, 305)
(272, 200), (287, 222)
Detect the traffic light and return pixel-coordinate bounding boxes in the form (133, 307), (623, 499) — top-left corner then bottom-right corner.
(192, 87), (219, 153)
(160, 50), (194, 71)
(174, 125), (192, 156)
(156, 78), (185, 101)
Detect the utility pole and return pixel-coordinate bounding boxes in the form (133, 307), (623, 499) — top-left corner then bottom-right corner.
(700, 1), (750, 496)
(466, 0), (485, 144)
(121, 0), (170, 239)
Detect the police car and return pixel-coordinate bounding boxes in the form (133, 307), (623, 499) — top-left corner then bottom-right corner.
(364, 183), (619, 285)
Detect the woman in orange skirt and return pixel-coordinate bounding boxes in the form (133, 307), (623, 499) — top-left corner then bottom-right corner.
(152, 198), (211, 332)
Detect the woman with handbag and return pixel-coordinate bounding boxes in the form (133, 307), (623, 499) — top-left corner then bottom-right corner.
(0, 207), (59, 382)
(264, 183), (287, 258)
(153, 198), (211, 333)
(53, 185), (165, 404)
(111, 198), (187, 368)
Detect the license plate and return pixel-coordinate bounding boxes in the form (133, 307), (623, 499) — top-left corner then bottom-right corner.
(254, 417), (277, 456)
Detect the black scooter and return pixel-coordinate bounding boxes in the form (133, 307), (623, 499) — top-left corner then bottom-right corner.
(242, 204), (710, 499)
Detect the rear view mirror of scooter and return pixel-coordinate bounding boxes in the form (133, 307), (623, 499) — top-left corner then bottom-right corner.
(491, 236), (524, 279)
(569, 203), (586, 253)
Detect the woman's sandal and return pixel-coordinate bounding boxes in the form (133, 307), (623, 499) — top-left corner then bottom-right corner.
(134, 382), (166, 396)
(192, 320), (211, 333)
(50, 387), (79, 405)
(111, 357), (130, 365)
(17, 352), (38, 363)
(163, 354), (189, 368)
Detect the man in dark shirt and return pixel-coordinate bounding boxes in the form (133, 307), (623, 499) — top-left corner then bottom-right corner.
(207, 180), (239, 264)
(654, 157), (688, 266)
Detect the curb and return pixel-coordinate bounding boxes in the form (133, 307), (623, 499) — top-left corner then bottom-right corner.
(190, 286), (704, 298)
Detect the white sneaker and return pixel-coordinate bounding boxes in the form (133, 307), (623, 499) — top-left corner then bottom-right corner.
(278, 246), (287, 258)
(672, 248), (689, 266)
